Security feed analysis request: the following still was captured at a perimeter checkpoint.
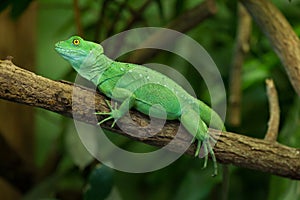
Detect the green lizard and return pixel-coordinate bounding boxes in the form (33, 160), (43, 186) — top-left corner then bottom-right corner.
(55, 36), (225, 176)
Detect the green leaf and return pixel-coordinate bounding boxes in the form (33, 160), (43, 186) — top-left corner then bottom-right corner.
(65, 123), (94, 170)
(84, 165), (114, 200)
(242, 59), (270, 90)
(153, 0), (164, 20)
(22, 172), (63, 200)
(268, 177), (300, 200)
(174, 168), (222, 200)
(279, 98), (300, 147)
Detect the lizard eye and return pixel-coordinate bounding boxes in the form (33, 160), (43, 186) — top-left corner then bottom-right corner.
(72, 39), (80, 46)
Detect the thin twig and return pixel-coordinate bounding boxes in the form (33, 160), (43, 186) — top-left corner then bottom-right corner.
(264, 79), (280, 142)
(108, 0), (153, 58)
(94, 0), (111, 42)
(123, 0), (153, 31)
(127, 0), (217, 63)
(228, 3), (251, 127)
(221, 165), (230, 200)
(106, 0), (130, 37)
(73, 0), (84, 37)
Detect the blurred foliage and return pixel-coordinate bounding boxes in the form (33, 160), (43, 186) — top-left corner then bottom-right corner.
(0, 0), (33, 18)
(84, 165), (113, 200)
(1, 0), (300, 199)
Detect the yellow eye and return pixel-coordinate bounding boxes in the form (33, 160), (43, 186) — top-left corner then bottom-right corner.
(73, 39), (80, 45)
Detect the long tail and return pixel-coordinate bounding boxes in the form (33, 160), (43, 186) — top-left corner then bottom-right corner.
(197, 100), (226, 131)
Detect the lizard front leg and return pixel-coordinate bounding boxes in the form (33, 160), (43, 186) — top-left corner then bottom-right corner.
(96, 88), (136, 127)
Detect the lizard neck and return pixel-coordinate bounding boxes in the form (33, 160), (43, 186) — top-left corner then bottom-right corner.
(76, 51), (113, 85)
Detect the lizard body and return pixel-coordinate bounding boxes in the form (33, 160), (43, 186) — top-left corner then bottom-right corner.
(55, 36), (225, 176)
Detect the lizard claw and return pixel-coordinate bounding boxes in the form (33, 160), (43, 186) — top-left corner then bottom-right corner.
(111, 119), (117, 128)
(201, 142), (208, 170)
(94, 112), (110, 115)
(194, 138), (217, 176)
(194, 140), (201, 157)
(95, 100), (120, 128)
(97, 116), (114, 125)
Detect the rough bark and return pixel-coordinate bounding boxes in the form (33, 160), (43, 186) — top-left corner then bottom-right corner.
(265, 79), (280, 141)
(240, 0), (300, 96)
(0, 60), (300, 180)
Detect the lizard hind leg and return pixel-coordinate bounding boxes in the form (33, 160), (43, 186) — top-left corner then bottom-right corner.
(179, 109), (218, 175)
(201, 141), (208, 169)
(197, 137), (217, 177)
(195, 139), (209, 170)
(206, 139), (218, 176)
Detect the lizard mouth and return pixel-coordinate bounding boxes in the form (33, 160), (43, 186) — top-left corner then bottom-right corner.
(54, 46), (72, 59)
(54, 44), (85, 60)
(55, 49), (80, 64)
(54, 44), (71, 54)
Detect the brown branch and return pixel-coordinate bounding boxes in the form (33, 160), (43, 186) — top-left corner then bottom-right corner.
(240, 0), (300, 96)
(228, 3), (251, 127)
(264, 79), (280, 142)
(73, 0), (84, 37)
(165, 0), (217, 33)
(0, 60), (300, 179)
(107, 0), (153, 57)
(122, 0), (153, 31)
(127, 0), (217, 64)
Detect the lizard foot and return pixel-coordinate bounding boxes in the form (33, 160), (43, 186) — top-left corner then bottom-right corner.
(95, 100), (122, 127)
(194, 138), (218, 177)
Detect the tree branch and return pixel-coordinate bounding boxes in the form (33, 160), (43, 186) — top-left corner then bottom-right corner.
(228, 3), (251, 126)
(240, 0), (300, 96)
(265, 79), (280, 142)
(127, 0), (217, 63)
(73, 0), (84, 37)
(0, 60), (300, 180)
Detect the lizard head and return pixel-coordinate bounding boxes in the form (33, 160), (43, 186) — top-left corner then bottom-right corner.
(55, 36), (104, 71)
